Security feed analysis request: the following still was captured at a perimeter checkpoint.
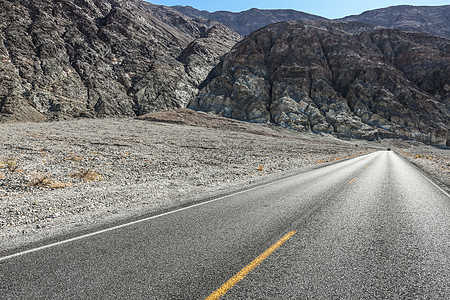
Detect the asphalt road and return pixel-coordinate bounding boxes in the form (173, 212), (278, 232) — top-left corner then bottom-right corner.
(1, 151), (449, 299)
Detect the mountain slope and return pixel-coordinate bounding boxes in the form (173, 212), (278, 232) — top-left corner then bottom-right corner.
(172, 6), (327, 36)
(190, 21), (449, 146)
(173, 5), (450, 38)
(340, 5), (450, 39)
(0, 0), (241, 122)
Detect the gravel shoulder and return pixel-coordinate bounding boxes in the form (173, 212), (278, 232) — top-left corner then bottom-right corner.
(0, 110), (447, 253)
(394, 145), (449, 193)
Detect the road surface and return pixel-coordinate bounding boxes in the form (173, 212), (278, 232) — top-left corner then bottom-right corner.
(1, 151), (449, 299)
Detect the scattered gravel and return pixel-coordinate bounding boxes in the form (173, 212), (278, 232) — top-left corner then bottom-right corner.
(0, 113), (447, 252)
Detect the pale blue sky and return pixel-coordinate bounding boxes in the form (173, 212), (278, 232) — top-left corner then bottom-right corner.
(147, 0), (449, 19)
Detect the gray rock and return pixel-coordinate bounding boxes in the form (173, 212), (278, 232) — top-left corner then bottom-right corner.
(0, 0), (241, 122)
(192, 21), (449, 146)
(178, 25), (242, 86)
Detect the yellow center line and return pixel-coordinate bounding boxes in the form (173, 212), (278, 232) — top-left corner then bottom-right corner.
(348, 177), (357, 184)
(205, 230), (297, 300)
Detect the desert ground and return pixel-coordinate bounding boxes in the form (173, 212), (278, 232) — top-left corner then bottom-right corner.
(0, 109), (448, 252)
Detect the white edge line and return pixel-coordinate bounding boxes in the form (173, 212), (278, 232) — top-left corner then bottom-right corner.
(0, 177), (281, 262)
(418, 172), (450, 198)
(0, 152), (376, 262)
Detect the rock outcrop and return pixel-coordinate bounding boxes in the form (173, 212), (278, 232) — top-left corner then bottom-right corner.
(177, 25), (242, 86)
(340, 5), (450, 39)
(0, 0), (241, 122)
(191, 21), (449, 146)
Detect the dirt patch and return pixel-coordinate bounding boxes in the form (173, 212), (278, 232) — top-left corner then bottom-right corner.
(137, 108), (291, 138)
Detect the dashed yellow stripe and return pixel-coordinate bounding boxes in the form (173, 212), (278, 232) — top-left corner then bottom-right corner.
(205, 230), (296, 300)
(348, 177), (357, 184)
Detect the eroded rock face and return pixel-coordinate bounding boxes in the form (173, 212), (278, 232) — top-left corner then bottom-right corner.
(178, 24), (242, 86)
(0, 0), (241, 122)
(191, 21), (449, 146)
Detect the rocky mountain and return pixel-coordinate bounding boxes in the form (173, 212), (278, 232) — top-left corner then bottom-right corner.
(340, 5), (450, 39)
(190, 21), (449, 146)
(173, 5), (450, 39)
(1, 1), (448, 146)
(0, 0), (241, 122)
(172, 6), (327, 36)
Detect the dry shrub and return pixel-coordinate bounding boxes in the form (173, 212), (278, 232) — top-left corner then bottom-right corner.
(49, 181), (70, 189)
(70, 169), (102, 182)
(67, 155), (83, 162)
(0, 159), (20, 172)
(28, 172), (70, 189)
(7, 160), (17, 171)
(256, 165), (263, 172)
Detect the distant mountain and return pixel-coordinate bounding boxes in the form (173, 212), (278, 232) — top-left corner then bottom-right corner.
(173, 5), (450, 39)
(340, 5), (450, 39)
(191, 21), (449, 146)
(172, 6), (327, 36)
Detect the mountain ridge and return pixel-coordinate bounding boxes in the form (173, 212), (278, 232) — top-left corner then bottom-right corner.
(172, 6), (328, 36)
(339, 5), (450, 39)
(172, 5), (450, 38)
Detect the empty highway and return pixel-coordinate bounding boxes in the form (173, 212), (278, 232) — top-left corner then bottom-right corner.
(1, 151), (449, 299)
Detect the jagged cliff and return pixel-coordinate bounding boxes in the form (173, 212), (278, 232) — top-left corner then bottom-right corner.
(0, 0), (241, 122)
(190, 21), (449, 146)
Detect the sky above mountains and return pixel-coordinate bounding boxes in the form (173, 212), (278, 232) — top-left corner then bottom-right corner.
(148, 0), (448, 18)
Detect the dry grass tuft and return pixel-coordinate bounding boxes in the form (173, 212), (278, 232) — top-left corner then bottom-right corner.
(49, 181), (70, 189)
(28, 172), (71, 189)
(67, 154), (84, 162)
(0, 159), (20, 172)
(0, 172), (5, 179)
(70, 169), (102, 182)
